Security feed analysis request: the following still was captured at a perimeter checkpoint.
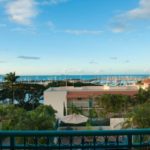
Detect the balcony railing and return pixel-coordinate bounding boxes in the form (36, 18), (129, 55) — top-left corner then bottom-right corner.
(0, 129), (150, 150)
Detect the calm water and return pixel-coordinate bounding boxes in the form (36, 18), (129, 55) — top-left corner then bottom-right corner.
(0, 74), (149, 82)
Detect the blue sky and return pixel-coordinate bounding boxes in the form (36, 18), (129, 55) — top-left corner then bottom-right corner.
(0, 0), (150, 75)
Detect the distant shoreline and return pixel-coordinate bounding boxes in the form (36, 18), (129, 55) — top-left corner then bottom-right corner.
(0, 74), (149, 82)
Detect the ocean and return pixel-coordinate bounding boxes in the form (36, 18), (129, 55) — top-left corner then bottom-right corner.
(0, 74), (149, 82)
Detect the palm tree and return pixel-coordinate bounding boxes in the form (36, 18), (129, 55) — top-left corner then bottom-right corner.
(123, 102), (150, 129)
(4, 72), (19, 104)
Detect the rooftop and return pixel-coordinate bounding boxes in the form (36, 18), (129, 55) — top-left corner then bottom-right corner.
(67, 90), (138, 100)
(143, 78), (150, 84)
(45, 86), (138, 100)
(46, 86), (138, 92)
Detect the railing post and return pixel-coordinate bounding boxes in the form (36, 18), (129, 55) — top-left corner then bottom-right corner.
(0, 137), (2, 150)
(58, 136), (61, 150)
(82, 136), (85, 149)
(10, 136), (15, 150)
(128, 134), (132, 150)
(70, 136), (73, 150)
(93, 136), (96, 150)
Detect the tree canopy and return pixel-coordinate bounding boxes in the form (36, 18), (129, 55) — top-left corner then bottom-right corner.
(95, 94), (131, 118)
(0, 104), (56, 130)
(4, 72), (19, 84)
(123, 102), (150, 128)
(3, 72), (19, 104)
(0, 72), (46, 110)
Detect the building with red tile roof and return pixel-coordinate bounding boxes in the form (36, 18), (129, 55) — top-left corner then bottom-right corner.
(44, 86), (138, 119)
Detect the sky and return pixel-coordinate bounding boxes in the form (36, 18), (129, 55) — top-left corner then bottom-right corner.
(0, 0), (150, 75)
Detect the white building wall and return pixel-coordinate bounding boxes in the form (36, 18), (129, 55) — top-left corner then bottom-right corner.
(110, 118), (126, 130)
(44, 90), (67, 119)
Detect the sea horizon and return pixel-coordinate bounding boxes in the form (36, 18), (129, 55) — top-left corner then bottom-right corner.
(0, 74), (149, 82)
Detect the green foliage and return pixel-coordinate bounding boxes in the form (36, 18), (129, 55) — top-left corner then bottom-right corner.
(123, 102), (150, 128)
(3, 72), (20, 104)
(46, 81), (72, 87)
(89, 108), (98, 118)
(95, 94), (131, 118)
(74, 82), (96, 87)
(68, 103), (83, 115)
(15, 83), (46, 110)
(0, 72), (46, 109)
(46, 81), (97, 88)
(123, 88), (150, 128)
(0, 105), (56, 130)
(4, 72), (19, 84)
(86, 121), (92, 130)
(0, 82), (46, 110)
(137, 80), (143, 85)
(135, 88), (150, 104)
(0, 88), (12, 102)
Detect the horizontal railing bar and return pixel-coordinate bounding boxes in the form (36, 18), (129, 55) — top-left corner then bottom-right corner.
(1, 144), (149, 149)
(0, 129), (150, 149)
(0, 129), (150, 136)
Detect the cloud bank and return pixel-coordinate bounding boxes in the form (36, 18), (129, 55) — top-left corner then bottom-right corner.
(123, 0), (150, 20)
(114, 0), (150, 22)
(111, 0), (150, 33)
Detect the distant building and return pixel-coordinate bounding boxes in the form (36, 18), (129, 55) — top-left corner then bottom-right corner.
(44, 86), (138, 118)
(142, 78), (150, 89)
(136, 78), (150, 89)
(44, 86), (138, 119)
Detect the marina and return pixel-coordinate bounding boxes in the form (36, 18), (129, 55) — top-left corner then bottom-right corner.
(0, 74), (149, 86)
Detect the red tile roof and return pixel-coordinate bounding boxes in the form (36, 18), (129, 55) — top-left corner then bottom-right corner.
(143, 79), (150, 84)
(67, 91), (138, 100)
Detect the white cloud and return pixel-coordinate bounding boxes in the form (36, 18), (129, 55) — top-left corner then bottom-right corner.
(64, 29), (102, 35)
(40, 0), (69, 5)
(120, 0), (150, 20)
(6, 0), (38, 25)
(111, 0), (150, 33)
(1, 0), (69, 26)
(112, 27), (125, 33)
(111, 23), (127, 33)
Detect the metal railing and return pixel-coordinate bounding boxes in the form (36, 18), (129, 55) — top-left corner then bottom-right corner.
(0, 129), (150, 150)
